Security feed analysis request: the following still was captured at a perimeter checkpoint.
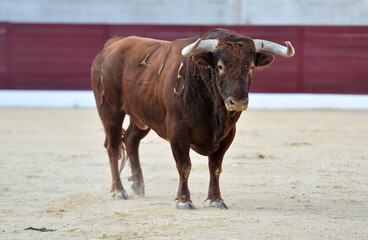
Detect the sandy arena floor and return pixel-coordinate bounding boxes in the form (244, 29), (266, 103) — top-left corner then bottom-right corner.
(0, 108), (367, 239)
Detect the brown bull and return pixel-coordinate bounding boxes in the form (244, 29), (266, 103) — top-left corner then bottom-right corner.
(91, 28), (295, 209)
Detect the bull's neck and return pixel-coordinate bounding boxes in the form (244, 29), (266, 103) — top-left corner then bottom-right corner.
(184, 62), (221, 112)
(183, 60), (240, 130)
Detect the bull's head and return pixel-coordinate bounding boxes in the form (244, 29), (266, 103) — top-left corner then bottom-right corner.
(182, 35), (295, 112)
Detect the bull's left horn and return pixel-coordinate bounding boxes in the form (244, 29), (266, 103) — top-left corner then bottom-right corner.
(253, 39), (295, 57)
(182, 38), (218, 57)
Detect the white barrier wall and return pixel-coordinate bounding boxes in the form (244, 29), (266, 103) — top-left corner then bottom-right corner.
(1, 90), (368, 109)
(1, 0), (368, 25)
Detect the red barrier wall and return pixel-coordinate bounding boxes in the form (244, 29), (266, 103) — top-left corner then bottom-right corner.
(0, 23), (367, 94)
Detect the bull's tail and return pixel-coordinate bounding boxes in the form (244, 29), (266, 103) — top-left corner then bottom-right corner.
(119, 128), (129, 174)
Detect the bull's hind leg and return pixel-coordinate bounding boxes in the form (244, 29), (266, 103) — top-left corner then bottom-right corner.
(99, 108), (129, 200)
(123, 121), (150, 197)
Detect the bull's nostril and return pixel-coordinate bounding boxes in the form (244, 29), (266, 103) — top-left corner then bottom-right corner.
(229, 100), (235, 105)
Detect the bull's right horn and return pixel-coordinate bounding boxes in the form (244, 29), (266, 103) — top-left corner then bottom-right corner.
(182, 38), (218, 57)
(254, 39), (295, 57)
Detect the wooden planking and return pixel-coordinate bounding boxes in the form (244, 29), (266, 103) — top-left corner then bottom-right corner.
(0, 23), (367, 94)
(9, 23), (106, 90)
(0, 23), (9, 88)
(303, 26), (368, 94)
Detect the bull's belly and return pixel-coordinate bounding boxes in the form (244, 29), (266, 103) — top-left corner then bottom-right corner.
(123, 95), (168, 135)
(128, 113), (227, 156)
(190, 143), (220, 156)
(125, 107), (169, 139)
(128, 113), (220, 155)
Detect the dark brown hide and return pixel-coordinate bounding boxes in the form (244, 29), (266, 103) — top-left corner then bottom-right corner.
(91, 29), (275, 208)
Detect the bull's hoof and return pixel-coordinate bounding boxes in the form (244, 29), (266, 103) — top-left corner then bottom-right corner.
(112, 191), (129, 200)
(210, 201), (229, 209)
(176, 202), (196, 210)
(132, 186), (145, 197)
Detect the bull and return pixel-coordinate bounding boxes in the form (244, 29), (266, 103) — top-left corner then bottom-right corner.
(91, 28), (295, 209)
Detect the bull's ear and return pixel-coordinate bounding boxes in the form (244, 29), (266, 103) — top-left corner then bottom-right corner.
(255, 53), (274, 67)
(192, 53), (214, 67)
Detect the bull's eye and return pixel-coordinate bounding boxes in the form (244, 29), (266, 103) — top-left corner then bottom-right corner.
(218, 65), (223, 70)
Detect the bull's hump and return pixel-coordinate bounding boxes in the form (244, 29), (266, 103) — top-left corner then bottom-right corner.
(104, 36), (169, 56)
(111, 36), (171, 61)
(123, 36), (170, 45)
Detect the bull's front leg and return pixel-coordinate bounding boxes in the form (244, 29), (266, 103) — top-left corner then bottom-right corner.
(208, 128), (236, 209)
(169, 129), (195, 210)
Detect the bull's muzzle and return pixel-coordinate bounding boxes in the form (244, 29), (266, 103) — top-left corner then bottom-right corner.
(225, 97), (249, 111)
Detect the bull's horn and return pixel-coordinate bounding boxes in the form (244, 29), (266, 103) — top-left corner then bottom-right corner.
(253, 39), (295, 57)
(182, 38), (218, 57)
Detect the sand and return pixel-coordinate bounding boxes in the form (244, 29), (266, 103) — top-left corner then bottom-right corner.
(0, 108), (367, 240)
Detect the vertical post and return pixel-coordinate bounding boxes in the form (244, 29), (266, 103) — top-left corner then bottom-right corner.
(6, 22), (13, 89)
(296, 26), (305, 93)
(0, 22), (12, 89)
